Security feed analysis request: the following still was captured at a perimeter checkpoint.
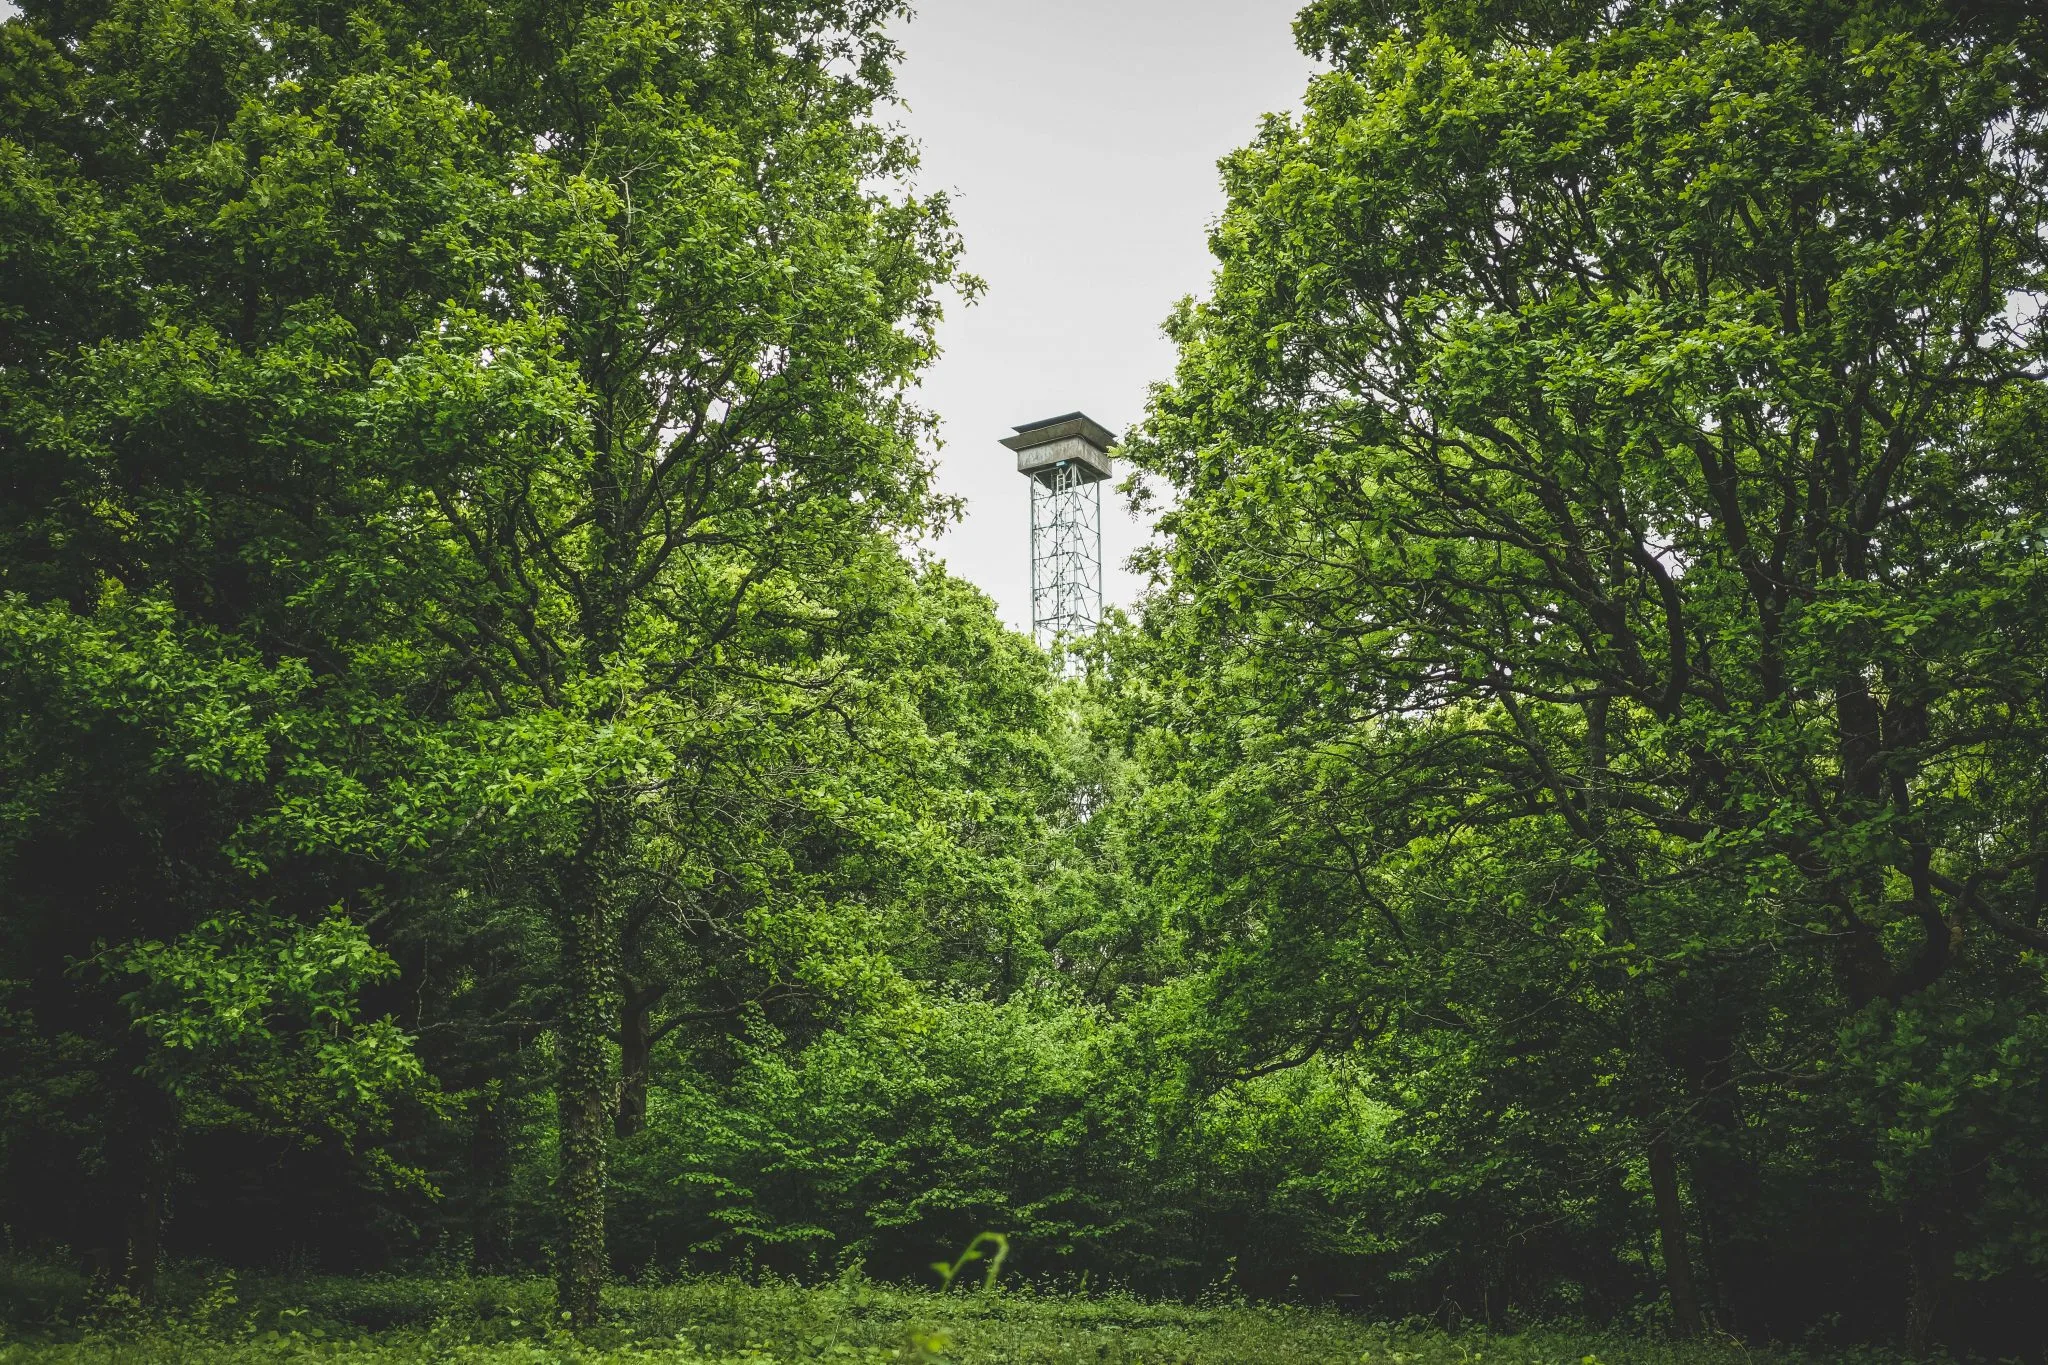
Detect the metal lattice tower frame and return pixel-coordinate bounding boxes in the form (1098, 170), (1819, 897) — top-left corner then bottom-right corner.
(1030, 463), (1102, 641)
(1001, 413), (1115, 648)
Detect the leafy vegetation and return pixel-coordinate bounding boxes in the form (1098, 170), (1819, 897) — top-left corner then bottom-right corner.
(0, 1266), (1927, 1364)
(3, 0), (2046, 1358)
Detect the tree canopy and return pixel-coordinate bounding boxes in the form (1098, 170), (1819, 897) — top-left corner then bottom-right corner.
(3, 0), (2045, 1354)
(1118, 0), (2048, 1346)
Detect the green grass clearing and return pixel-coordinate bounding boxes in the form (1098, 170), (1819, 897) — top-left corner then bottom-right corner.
(0, 1268), (1914, 1364)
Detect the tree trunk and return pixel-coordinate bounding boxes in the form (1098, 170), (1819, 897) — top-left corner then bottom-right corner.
(125, 1176), (163, 1302)
(470, 1081), (513, 1273)
(1648, 1130), (1704, 1338)
(1590, 700), (1705, 1339)
(1904, 1210), (1953, 1355)
(615, 995), (650, 1139)
(555, 844), (620, 1328)
(1680, 1032), (1768, 1337)
(122, 1112), (174, 1302)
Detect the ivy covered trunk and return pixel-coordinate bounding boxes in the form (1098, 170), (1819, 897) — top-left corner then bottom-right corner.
(555, 831), (621, 1327)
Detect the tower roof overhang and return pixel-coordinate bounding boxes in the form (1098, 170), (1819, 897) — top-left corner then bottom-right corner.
(1001, 412), (1115, 485)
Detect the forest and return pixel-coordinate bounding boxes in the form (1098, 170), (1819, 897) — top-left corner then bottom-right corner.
(3, 0), (2047, 1360)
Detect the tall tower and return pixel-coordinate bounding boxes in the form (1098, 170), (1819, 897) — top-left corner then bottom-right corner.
(1001, 412), (1113, 648)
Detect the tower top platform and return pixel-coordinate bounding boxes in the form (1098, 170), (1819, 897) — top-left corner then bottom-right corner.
(1000, 412), (1115, 485)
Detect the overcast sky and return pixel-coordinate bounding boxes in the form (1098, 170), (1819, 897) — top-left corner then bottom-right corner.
(891, 0), (1316, 631)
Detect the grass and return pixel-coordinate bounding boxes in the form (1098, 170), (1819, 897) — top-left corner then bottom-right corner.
(0, 1264), (1905, 1365)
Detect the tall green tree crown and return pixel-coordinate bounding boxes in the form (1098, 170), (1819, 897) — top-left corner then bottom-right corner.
(1120, 0), (2048, 1341)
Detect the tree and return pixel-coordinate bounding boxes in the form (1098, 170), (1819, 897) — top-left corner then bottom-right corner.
(1, 0), (965, 1321)
(1121, 0), (2048, 1342)
(0, 593), (431, 1295)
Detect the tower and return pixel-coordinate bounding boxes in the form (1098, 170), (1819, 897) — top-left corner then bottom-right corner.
(1001, 412), (1113, 648)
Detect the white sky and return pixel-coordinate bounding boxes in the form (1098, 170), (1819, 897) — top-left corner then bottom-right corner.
(890, 0), (1316, 631)
(0, 0), (1318, 633)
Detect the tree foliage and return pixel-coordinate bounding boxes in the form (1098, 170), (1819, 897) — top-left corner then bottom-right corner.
(4, 0), (2047, 1354)
(1118, 0), (2048, 1347)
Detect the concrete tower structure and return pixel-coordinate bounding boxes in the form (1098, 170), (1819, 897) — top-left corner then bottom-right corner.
(1000, 412), (1113, 648)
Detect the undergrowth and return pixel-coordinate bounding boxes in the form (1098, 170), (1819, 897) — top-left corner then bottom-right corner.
(0, 1263), (1919, 1364)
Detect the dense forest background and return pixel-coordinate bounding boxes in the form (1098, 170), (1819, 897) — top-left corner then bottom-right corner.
(4, 0), (2048, 1356)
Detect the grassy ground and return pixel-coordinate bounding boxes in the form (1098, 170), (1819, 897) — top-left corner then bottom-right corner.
(0, 1265), (1898, 1364)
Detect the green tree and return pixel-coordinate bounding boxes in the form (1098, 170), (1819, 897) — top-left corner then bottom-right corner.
(1, 0), (965, 1320)
(1121, 0), (2048, 1344)
(0, 593), (432, 1295)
